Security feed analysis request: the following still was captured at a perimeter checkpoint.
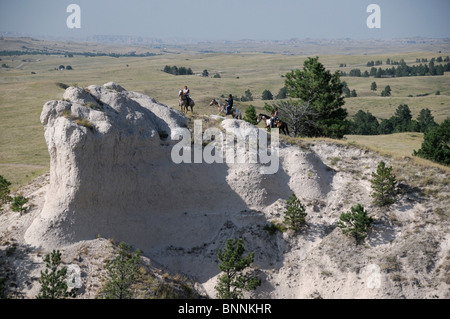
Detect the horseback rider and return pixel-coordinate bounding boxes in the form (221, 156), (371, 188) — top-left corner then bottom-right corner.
(182, 86), (191, 106)
(225, 94), (233, 115)
(270, 107), (279, 128)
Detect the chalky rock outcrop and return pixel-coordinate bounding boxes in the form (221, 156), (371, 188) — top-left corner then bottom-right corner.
(25, 83), (331, 252)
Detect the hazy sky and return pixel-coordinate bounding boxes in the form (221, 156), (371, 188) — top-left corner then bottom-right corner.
(0, 0), (449, 40)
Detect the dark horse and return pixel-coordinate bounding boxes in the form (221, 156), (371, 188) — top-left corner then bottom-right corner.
(179, 90), (195, 113)
(257, 114), (289, 136)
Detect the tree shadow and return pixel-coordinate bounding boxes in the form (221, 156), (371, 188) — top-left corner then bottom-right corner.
(367, 220), (398, 247)
(0, 242), (41, 299)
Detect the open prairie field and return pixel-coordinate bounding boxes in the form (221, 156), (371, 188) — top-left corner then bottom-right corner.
(1, 40), (449, 188)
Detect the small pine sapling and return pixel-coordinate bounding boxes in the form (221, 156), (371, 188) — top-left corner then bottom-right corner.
(11, 195), (28, 215)
(98, 242), (141, 299)
(37, 250), (77, 299)
(215, 238), (261, 299)
(283, 193), (307, 231)
(338, 204), (373, 244)
(370, 161), (397, 206)
(0, 175), (12, 206)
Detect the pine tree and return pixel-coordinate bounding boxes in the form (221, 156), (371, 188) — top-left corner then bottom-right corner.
(37, 250), (77, 299)
(371, 81), (377, 91)
(370, 161), (397, 206)
(391, 104), (412, 132)
(414, 119), (450, 166)
(11, 195), (28, 215)
(275, 87), (287, 99)
(0, 175), (12, 206)
(215, 238), (261, 299)
(243, 105), (258, 125)
(381, 85), (391, 97)
(283, 193), (307, 231)
(261, 89), (273, 100)
(98, 242), (141, 299)
(244, 89), (253, 101)
(338, 204), (373, 243)
(284, 57), (348, 138)
(342, 81), (351, 97)
(416, 108), (438, 132)
(378, 118), (394, 134)
(349, 110), (379, 135)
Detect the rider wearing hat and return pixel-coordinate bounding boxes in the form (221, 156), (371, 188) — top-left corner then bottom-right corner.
(226, 94), (233, 115)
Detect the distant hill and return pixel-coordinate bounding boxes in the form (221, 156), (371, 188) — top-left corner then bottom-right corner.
(1, 35), (449, 55)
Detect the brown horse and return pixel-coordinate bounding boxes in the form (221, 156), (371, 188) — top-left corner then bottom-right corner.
(257, 114), (289, 136)
(179, 90), (195, 113)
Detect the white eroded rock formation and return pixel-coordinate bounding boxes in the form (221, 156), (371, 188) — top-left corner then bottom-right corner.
(25, 83), (331, 253)
(13, 84), (449, 298)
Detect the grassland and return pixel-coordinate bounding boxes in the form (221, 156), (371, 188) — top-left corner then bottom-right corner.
(1, 39), (449, 188)
(345, 132), (424, 158)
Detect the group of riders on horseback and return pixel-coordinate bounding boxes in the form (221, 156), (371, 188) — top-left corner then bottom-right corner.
(179, 86), (240, 118)
(178, 86), (289, 135)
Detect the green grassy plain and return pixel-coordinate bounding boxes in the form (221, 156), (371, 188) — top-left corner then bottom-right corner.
(1, 46), (449, 188)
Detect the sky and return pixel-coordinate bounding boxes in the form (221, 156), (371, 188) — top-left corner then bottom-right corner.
(0, 0), (449, 41)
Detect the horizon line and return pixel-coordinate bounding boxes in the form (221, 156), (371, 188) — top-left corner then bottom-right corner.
(2, 31), (450, 44)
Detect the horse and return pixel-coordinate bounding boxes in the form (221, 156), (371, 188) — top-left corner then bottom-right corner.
(179, 90), (195, 113)
(257, 113), (290, 136)
(210, 99), (242, 120)
(209, 98), (223, 113)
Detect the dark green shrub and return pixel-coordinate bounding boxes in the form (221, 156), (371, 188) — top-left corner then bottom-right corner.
(263, 222), (286, 235)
